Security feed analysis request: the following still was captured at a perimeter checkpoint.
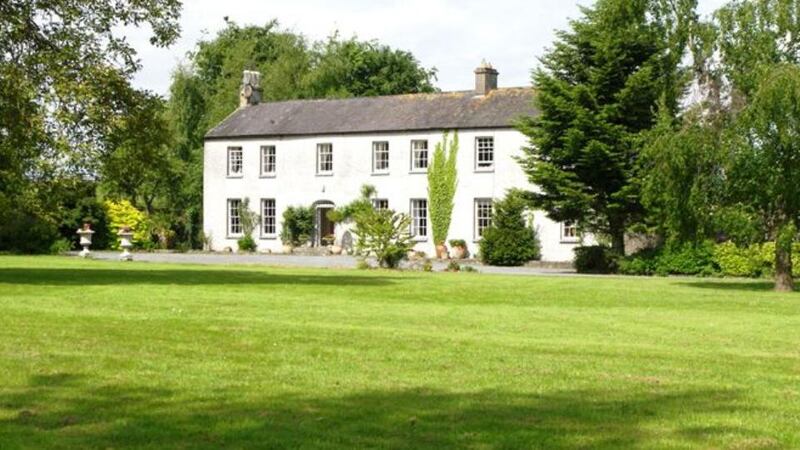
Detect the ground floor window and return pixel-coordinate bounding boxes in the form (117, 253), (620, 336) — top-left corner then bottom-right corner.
(372, 198), (389, 210)
(562, 220), (579, 242)
(410, 199), (428, 238)
(474, 198), (493, 239)
(261, 198), (276, 237)
(227, 199), (242, 236)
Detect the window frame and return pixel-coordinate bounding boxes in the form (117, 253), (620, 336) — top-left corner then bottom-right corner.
(474, 136), (495, 172)
(372, 198), (389, 210)
(227, 198), (243, 237)
(409, 198), (428, 241)
(561, 220), (580, 243)
(260, 145), (276, 178)
(371, 141), (390, 174)
(410, 140), (429, 173)
(316, 143), (333, 175)
(227, 146), (243, 178)
(474, 198), (494, 241)
(260, 198), (277, 239)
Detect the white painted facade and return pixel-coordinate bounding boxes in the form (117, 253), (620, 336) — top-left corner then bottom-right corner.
(203, 127), (586, 261)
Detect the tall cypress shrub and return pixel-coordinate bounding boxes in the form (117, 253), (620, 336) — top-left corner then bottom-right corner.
(427, 131), (459, 247)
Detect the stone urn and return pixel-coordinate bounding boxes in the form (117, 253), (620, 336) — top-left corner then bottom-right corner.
(76, 223), (95, 258)
(450, 244), (467, 260)
(117, 227), (134, 261)
(330, 245), (343, 255)
(281, 243), (293, 254)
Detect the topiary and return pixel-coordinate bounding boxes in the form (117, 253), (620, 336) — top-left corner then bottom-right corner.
(479, 193), (540, 266)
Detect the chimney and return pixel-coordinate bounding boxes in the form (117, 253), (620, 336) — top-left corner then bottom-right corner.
(474, 61), (498, 95)
(239, 70), (262, 107)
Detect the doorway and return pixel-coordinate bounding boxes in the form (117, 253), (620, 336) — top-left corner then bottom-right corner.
(314, 202), (336, 246)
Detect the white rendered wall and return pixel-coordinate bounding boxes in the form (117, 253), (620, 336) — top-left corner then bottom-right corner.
(203, 128), (588, 262)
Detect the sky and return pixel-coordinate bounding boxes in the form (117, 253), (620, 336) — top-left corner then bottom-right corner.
(129, 0), (729, 96)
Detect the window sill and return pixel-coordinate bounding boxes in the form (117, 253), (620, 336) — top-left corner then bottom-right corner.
(411, 236), (428, 242)
(226, 175), (244, 179)
(226, 234), (243, 239)
(560, 239), (580, 244)
(316, 172), (334, 177)
(371, 171), (390, 176)
(474, 167), (495, 173)
(260, 235), (278, 240)
(409, 169), (428, 174)
(259, 174), (276, 179)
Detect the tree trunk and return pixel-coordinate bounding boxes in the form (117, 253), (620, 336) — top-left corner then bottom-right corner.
(611, 229), (625, 256)
(775, 240), (794, 292)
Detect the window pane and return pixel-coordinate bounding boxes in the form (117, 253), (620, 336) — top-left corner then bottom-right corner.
(262, 199), (276, 236)
(261, 146), (275, 175)
(228, 147), (243, 175)
(476, 137), (494, 169)
(475, 199), (493, 238)
(372, 199), (389, 210)
(411, 199), (428, 237)
(228, 199), (242, 235)
(317, 144), (333, 173)
(412, 140), (428, 170)
(373, 141), (389, 172)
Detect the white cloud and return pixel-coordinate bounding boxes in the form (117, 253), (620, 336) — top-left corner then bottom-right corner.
(130, 0), (729, 96)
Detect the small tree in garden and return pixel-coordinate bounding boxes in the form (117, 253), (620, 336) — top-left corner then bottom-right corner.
(281, 206), (315, 246)
(479, 193), (540, 266)
(427, 131), (459, 256)
(237, 198), (260, 252)
(353, 208), (414, 268)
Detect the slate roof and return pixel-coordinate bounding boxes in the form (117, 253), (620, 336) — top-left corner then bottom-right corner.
(205, 87), (537, 139)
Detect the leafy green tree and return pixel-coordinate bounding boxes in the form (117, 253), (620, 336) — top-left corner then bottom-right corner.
(726, 65), (800, 291)
(353, 209), (414, 269)
(427, 132), (459, 249)
(516, 0), (696, 254)
(0, 0), (181, 252)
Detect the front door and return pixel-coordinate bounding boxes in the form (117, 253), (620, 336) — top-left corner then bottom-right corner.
(317, 207), (335, 246)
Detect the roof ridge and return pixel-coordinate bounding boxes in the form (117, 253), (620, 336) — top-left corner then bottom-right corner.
(253, 86), (533, 107)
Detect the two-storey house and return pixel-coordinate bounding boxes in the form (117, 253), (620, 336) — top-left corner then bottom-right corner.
(203, 64), (583, 261)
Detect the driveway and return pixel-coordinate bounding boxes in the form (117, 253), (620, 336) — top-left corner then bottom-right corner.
(77, 251), (577, 276)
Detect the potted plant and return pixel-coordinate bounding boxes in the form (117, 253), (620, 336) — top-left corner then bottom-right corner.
(449, 239), (468, 259)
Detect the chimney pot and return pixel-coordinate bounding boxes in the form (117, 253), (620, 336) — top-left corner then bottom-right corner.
(240, 70), (262, 107)
(474, 62), (498, 95)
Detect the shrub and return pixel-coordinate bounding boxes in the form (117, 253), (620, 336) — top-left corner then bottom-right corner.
(49, 238), (73, 255)
(653, 241), (718, 276)
(714, 241), (764, 277)
(618, 248), (659, 275)
(237, 235), (257, 252)
(574, 246), (618, 274)
(281, 206), (314, 246)
(422, 259), (433, 272)
(428, 131), (458, 245)
(461, 265), (478, 273)
(448, 239), (466, 248)
(446, 260), (461, 272)
(104, 199), (148, 249)
(353, 208), (414, 269)
(356, 258), (371, 270)
(479, 193), (540, 266)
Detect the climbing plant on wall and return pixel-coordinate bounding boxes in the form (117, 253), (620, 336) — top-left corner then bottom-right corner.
(427, 131), (459, 248)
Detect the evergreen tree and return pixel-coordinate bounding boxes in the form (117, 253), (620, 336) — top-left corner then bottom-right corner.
(516, 0), (695, 253)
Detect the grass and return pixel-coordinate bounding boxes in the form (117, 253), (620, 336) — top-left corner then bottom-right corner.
(0, 256), (798, 449)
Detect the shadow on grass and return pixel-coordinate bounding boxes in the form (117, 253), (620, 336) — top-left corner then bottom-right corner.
(675, 280), (794, 292)
(0, 268), (396, 287)
(0, 373), (775, 449)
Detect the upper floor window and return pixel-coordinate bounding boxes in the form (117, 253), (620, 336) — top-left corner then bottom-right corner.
(317, 143), (333, 174)
(410, 198), (428, 239)
(227, 147), (243, 177)
(411, 140), (428, 171)
(372, 141), (390, 173)
(562, 221), (579, 242)
(227, 199), (242, 236)
(261, 198), (276, 237)
(475, 137), (494, 171)
(260, 145), (276, 176)
(372, 198), (389, 210)
(474, 198), (493, 240)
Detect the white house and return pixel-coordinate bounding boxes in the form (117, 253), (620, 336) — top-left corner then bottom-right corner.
(203, 64), (584, 261)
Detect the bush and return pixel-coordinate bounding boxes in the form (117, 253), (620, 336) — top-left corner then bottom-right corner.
(574, 246), (619, 274)
(479, 193), (540, 266)
(714, 241), (765, 277)
(618, 248), (659, 275)
(446, 260), (461, 272)
(237, 235), (257, 252)
(104, 199), (148, 249)
(353, 208), (414, 269)
(49, 238), (73, 255)
(281, 206), (314, 246)
(448, 239), (466, 248)
(653, 241), (718, 276)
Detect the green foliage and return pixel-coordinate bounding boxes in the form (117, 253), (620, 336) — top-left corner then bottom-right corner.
(516, 0), (694, 252)
(446, 260), (461, 272)
(448, 239), (466, 248)
(427, 132), (459, 245)
(237, 235), (257, 253)
(327, 185), (376, 223)
(355, 258), (371, 270)
(651, 241), (717, 276)
(239, 198), (260, 240)
(48, 239), (73, 255)
(574, 246), (619, 274)
(353, 209), (414, 269)
(103, 200), (149, 249)
(479, 193), (540, 267)
(281, 206), (314, 246)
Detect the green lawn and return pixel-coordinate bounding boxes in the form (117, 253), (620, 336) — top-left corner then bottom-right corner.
(0, 256), (798, 449)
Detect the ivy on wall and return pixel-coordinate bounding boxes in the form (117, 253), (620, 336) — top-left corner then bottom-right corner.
(427, 131), (459, 245)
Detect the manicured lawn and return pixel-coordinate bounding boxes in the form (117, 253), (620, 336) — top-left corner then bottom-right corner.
(0, 256), (798, 449)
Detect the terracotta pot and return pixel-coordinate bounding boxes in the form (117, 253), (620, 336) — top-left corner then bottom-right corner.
(435, 244), (449, 259)
(451, 245), (466, 260)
